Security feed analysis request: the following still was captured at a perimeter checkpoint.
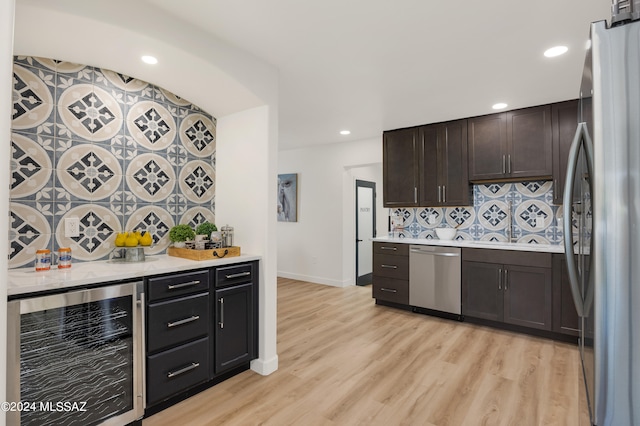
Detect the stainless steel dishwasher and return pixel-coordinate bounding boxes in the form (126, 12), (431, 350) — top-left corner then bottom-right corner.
(409, 245), (461, 316)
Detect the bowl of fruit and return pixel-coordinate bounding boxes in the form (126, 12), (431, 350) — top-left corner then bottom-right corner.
(111, 230), (153, 262)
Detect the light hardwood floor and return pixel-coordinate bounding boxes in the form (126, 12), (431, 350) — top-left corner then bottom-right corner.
(144, 277), (587, 426)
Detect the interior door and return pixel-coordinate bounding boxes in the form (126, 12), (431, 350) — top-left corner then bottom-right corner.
(356, 180), (376, 286)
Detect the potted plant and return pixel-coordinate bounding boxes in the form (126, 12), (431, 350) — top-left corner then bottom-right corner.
(169, 224), (195, 248)
(195, 221), (217, 239)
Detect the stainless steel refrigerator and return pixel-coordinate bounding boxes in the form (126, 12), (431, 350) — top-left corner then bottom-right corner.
(563, 10), (640, 426)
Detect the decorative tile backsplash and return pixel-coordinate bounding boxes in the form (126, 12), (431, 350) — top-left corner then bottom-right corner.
(9, 56), (217, 268)
(391, 181), (570, 244)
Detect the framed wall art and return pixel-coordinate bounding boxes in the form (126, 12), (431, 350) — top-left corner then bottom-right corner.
(277, 173), (297, 222)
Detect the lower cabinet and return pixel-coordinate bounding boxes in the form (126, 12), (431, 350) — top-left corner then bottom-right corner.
(145, 261), (258, 410)
(372, 242), (409, 305)
(214, 263), (258, 374)
(552, 254), (580, 336)
(462, 249), (552, 331)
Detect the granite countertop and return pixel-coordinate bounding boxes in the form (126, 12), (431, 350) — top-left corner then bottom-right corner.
(8, 253), (261, 297)
(372, 236), (565, 254)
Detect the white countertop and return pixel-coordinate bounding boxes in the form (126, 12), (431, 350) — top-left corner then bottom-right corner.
(373, 236), (565, 253)
(8, 253), (261, 297)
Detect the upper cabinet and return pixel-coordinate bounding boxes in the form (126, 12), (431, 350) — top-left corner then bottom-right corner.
(468, 105), (553, 182)
(383, 120), (470, 208)
(420, 120), (471, 206)
(383, 127), (420, 207)
(551, 100), (579, 205)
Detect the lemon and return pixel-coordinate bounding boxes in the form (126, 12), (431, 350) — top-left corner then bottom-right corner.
(134, 230), (143, 242)
(114, 232), (128, 247)
(125, 235), (139, 247)
(140, 231), (153, 246)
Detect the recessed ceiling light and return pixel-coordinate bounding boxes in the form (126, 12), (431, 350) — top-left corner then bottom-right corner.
(544, 46), (568, 58)
(492, 103), (508, 110)
(340, 130), (351, 135)
(141, 55), (158, 65)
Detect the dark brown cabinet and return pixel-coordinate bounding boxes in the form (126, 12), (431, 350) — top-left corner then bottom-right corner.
(372, 242), (409, 305)
(383, 127), (420, 207)
(552, 254), (580, 336)
(214, 262), (258, 374)
(462, 249), (552, 331)
(551, 100), (579, 204)
(468, 105), (553, 182)
(420, 120), (471, 206)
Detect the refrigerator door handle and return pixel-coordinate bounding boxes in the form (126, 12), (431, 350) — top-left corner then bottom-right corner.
(582, 125), (595, 316)
(563, 122), (587, 317)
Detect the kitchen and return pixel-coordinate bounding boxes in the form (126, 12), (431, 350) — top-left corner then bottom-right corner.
(2, 0), (637, 425)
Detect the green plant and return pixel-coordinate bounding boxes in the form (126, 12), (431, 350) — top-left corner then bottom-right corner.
(195, 221), (217, 239)
(169, 224), (195, 243)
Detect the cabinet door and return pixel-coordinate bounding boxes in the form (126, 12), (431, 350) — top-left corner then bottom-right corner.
(383, 128), (420, 207)
(552, 254), (580, 336)
(461, 261), (503, 321)
(440, 119), (470, 206)
(506, 105), (553, 179)
(503, 265), (552, 330)
(214, 283), (254, 374)
(468, 114), (508, 181)
(419, 124), (439, 206)
(552, 100), (579, 204)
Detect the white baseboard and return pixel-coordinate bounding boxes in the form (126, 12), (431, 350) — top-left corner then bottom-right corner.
(251, 355), (279, 376)
(277, 271), (351, 287)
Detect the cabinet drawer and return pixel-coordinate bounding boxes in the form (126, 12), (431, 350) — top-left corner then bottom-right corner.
(215, 262), (255, 288)
(373, 254), (409, 280)
(462, 248), (551, 268)
(147, 293), (210, 353)
(147, 337), (210, 405)
(373, 242), (409, 256)
(147, 270), (210, 302)
(372, 277), (409, 305)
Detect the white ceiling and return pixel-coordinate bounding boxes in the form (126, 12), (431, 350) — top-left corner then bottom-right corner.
(17, 0), (612, 151)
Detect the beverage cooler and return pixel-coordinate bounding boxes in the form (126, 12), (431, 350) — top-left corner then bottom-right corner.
(7, 282), (144, 425)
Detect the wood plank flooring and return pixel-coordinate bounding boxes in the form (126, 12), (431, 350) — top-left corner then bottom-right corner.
(144, 277), (587, 426)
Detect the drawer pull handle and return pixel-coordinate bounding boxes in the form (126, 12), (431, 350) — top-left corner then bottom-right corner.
(167, 362), (200, 378)
(225, 271), (251, 279)
(381, 264), (398, 269)
(167, 315), (200, 328)
(380, 246), (397, 251)
(167, 280), (200, 290)
(219, 297), (224, 329)
(381, 288), (397, 293)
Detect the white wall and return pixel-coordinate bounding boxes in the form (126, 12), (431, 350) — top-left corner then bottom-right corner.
(217, 106), (278, 375)
(0, 2), (14, 424)
(278, 137), (386, 286)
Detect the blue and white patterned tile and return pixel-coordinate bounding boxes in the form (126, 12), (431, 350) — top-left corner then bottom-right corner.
(10, 132), (55, 201)
(416, 207), (443, 228)
(14, 56), (56, 72)
(55, 203), (121, 261)
(517, 234), (550, 244)
(178, 159), (215, 204)
(126, 205), (174, 254)
(479, 232), (508, 243)
(180, 206), (216, 230)
(166, 144), (188, 168)
(57, 84), (124, 143)
(125, 152), (176, 202)
(478, 183), (511, 198)
(515, 180), (552, 198)
(179, 112), (216, 158)
(477, 200), (509, 231)
(155, 86), (192, 107)
(56, 143), (123, 202)
(417, 229), (436, 239)
(454, 231), (473, 241)
(515, 199), (553, 233)
(445, 207), (475, 229)
(10, 201), (53, 268)
(468, 224), (486, 240)
(126, 100), (177, 152)
(13, 65), (56, 134)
